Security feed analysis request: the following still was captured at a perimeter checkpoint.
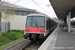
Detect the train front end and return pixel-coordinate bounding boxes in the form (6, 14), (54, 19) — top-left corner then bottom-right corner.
(24, 15), (45, 41)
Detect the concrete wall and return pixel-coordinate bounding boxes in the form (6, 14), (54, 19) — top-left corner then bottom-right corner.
(10, 15), (27, 30)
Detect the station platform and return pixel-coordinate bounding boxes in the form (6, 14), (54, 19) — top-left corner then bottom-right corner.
(38, 26), (75, 50)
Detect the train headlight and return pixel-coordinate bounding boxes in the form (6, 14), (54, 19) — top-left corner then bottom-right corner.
(41, 30), (43, 32)
(27, 29), (29, 32)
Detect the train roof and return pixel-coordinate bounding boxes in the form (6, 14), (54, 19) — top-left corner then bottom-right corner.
(27, 13), (52, 19)
(27, 13), (46, 17)
(27, 13), (58, 23)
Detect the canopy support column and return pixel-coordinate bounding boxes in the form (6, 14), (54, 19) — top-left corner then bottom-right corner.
(67, 11), (71, 32)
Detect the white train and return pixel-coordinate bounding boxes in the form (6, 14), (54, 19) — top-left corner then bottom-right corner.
(24, 13), (58, 41)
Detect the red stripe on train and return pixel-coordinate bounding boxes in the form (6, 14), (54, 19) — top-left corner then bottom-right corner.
(25, 27), (45, 33)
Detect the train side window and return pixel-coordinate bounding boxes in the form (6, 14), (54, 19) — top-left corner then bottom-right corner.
(52, 21), (53, 28)
(46, 20), (48, 30)
(49, 20), (51, 28)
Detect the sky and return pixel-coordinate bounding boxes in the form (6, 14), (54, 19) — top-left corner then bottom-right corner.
(2, 0), (57, 18)
(2, 0), (75, 20)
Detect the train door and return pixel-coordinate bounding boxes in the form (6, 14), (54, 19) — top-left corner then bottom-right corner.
(45, 18), (49, 36)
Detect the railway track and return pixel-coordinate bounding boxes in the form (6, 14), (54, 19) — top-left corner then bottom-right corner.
(22, 39), (45, 50)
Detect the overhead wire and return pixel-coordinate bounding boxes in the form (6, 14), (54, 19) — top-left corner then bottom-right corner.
(31, 0), (51, 15)
(40, 0), (46, 5)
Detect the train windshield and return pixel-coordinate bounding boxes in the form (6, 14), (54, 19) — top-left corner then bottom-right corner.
(26, 17), (31, 27)
(26, 16), (45, 28)
(32, 17), (45, 27)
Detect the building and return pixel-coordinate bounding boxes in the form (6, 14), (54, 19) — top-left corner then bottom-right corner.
(1, 2), (41, 32)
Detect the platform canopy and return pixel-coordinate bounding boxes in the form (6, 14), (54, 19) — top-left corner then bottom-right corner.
(49, 0), (75, 20)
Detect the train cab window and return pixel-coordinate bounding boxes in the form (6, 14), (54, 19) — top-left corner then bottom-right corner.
(26, 17), (31, 27)
(32, 17), (45, 28)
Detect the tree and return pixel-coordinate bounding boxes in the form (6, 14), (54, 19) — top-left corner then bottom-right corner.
(0, 0), (20, 35)
(0, 0), (2, 35)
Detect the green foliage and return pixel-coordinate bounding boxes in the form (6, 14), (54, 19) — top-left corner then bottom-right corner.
(10, 30), (24, 33)
(0, 36), (11, 46)
(7, 32), (17, 40)
(0, 30), (24, 46)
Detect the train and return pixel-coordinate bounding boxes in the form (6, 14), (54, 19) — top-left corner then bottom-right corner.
(71, 21), (75, 27)
(24, 13), (58, 41)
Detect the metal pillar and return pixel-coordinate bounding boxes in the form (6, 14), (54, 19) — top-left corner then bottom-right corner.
(67, 11), (71, 32)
